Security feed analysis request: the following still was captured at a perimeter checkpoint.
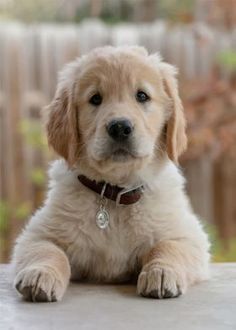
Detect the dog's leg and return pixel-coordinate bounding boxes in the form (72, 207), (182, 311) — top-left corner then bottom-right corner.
(13, 240), (71, 302)
(137, 239), (209, 299)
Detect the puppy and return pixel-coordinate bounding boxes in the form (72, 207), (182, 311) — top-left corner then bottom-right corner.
(12, 46), (210, 302)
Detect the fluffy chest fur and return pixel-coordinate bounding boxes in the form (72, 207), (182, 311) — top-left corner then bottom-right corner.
(27, 159), (197, 282)
(42, 186), (156, 282)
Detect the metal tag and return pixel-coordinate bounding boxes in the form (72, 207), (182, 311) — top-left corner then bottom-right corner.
(96, 207), (109, 229)
(96, 183), (109, 229)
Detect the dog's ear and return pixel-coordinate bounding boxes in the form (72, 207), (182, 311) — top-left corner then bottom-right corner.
(44, 81), (79, 167)
(160, 63), (187, 164)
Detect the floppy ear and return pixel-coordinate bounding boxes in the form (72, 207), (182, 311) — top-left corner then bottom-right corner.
(44, 83), (79, 167)
(160, 63), (187, 164)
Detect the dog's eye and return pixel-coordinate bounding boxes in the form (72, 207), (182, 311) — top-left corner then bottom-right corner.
(89, 93), (102, 106)
(136, 90), (150, 103)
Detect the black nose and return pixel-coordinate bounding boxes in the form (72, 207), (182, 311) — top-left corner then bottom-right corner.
(106, 119), (133, 141)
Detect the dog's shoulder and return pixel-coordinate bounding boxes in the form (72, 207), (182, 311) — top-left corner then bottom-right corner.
(48, 159), (78, 188)
(140, 158), (185, 193)
(157, 161), (185, 190)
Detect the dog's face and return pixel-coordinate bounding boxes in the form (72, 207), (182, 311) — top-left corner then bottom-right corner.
(45, 47), (187, 180)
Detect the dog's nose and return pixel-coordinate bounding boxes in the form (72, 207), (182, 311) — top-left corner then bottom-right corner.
(106, 119), (133, 141)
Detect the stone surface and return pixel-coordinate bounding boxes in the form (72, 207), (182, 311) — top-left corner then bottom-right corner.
(0, 264), (236, 330)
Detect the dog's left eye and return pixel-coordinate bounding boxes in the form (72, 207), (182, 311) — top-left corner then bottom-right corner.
(89, 93), (103, 106)
(136, 90), (150, 103)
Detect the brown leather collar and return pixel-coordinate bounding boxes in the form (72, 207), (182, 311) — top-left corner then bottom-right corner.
(78, 175), (144, 205)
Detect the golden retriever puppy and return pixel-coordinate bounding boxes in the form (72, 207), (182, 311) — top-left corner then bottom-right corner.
(12, 46), (210, 302)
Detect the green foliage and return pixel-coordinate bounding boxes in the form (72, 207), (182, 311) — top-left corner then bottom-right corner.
(0, 200), (32, 228)
(19, 119), (47, 150)
(19, 119), (47, 186)
(0, 0), (62, 23)
(0, 201), (10, 234)
(0, 117), (47, 242)
(1, 0), (195, 24)
(206, 223), (236, 262)
(74, 1), (134, 25)
(157, 0), (194, 22)
(99, 1), (133, 25)
(218, 50), (236, 71)
(213, 240), (236, 262)
(14, 202), (32, 221)
(30, 168), (46, 187)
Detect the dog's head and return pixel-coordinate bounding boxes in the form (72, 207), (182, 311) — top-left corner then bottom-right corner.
(45, 46), (187, 180)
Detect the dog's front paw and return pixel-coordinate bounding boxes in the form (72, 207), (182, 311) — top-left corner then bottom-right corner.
(137, 264), (186, 299)
(14, 266), (66, 302)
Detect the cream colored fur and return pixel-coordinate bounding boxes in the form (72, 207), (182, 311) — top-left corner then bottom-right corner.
(12, 46), (210, 302)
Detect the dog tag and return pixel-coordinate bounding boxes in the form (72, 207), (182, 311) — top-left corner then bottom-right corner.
(96, 207), (109, 229)
(96, 183), (109, 229)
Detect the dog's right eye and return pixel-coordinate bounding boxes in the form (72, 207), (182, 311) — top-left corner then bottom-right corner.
(89, 93), (103, 106)
(136, 90), (150, 103)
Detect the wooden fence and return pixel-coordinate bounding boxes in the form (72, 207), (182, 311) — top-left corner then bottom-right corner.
(0, 20), (236, 261)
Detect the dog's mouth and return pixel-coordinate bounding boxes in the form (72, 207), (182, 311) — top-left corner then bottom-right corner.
(111, 148), (135, 162)
(90, 139), (148, 164)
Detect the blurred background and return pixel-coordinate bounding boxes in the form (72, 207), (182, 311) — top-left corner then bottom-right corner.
(0, 0), (236, 263)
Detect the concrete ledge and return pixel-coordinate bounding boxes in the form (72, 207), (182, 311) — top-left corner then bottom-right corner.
(1, 264), (236, 330)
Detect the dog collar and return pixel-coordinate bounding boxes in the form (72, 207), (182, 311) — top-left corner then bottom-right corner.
(78, 175), (144, 206)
